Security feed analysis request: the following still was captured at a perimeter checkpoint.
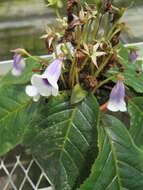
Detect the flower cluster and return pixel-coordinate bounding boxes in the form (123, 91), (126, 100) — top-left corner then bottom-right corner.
(11, 0), (130, 113)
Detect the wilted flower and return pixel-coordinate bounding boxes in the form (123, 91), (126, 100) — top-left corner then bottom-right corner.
(56, 17), (68, 28)
(26, 57), (62, 101)
(12, 53), (25, 76)
(129, 49), (137, 63)
(53, 42), (74, 59)
(101, 0), (112, 13)
(91, 43), (106, 68)
(107, 80), (127, 112)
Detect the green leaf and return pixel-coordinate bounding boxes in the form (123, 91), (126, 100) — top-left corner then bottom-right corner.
(108, 43), (143, 93)
(117, 43), (143, 92)
(28, 93), (99, 190)
(118, 42), (129, 60)
(129, 97), (143, 149)
(96, 0), (101, 12)
(120, 60), (143, 93)
(108, 60), (143, 93)
(0, 84), (38, 156)
(70, 84), (87, 105)
(1, 57), (40, 86)
(79, 115), (143, 190)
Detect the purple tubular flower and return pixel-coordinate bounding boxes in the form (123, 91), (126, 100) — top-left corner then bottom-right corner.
(26, 57), (63, 101)
(107, 80), (127, 112)
(43, 57), (63, 90)
(12, 53), (25, 76)
(129, 49), (137, 63)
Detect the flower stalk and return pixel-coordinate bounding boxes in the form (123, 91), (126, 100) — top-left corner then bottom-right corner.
(94, 54), (113, 78)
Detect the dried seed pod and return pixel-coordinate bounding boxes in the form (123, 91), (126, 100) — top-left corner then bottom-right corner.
(45, 35), (54, 53)
(86, 75), (98, 88)
(101, 0), (112, 13)
(111, 31), (121, 47)
(67, 0), (78, 15)
(76, 49), (86, 68)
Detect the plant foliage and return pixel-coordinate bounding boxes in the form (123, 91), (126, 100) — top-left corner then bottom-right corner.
(0, 0), (143, 190)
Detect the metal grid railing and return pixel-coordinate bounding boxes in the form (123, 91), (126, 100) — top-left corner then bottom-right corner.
(0, 155), (54, 190)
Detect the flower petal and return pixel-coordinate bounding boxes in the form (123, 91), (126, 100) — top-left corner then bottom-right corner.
(52, 86), (58, 96)
(110, 80), (125, 102)
(19, 58), (26, 70)
(96, 52), (106, 57)
(107, 80), (127, 112)
(93, 43), (99, 52)
(118, 100), (127, 112)
(12, 53), (25, 76)
(43, 58), (62, 88)
(31, 74), (52, 97)
(107, 100), (127, 112)
(52, 42), (75, 59)
(91, 55), (98, 68)
(129, 50), (137, 63)
(33, 94), (40, 102)
(12, 68), (22, 76)
(26, 85), (39, 97)
(25, 85), (40, 102)
(14, 53), (21, 69)
(107, 100), (120, 112)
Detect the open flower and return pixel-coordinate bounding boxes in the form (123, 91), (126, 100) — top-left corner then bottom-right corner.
(26, 57), (62, 101)
(12, 53), (25, 76)
(107, 80), (127, 112)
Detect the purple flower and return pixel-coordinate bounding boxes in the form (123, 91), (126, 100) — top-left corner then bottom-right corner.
(129, 49), (137, 63)
(107, 80), (127, 112)
(12, 53), (25, 76)
(26, 57), (62, 101)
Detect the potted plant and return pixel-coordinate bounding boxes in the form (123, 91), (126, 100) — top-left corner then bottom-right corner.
(0, 0), (143, 190)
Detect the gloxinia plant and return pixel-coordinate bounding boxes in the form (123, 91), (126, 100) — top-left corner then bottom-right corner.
(1, 0), (143, 190)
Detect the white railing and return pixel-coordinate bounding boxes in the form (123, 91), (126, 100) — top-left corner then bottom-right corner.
(0, 155), (54, 190)
(0, 42), (143, 75)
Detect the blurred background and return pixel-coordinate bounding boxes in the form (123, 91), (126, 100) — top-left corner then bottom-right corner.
(0, 0), (143, 60)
